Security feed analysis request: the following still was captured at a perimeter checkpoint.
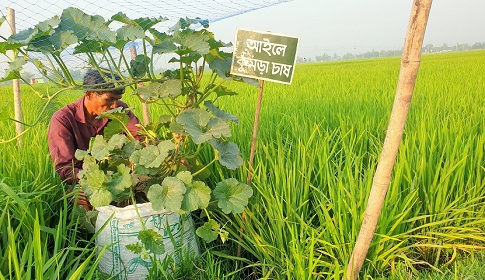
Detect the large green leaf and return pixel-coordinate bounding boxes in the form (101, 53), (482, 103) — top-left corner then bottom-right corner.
(204, 101), (239, 124)
(27, 35), (55, 53)
(207, 118), (232, 138)
(209, 139), (243, 170)
(78, 161), (114, 208)
(133, 83), (159, 102)
(137, 145), (162, 167)
(98, 107), (130, 137)
(50, 30), (78, 52)
(78, 161), (106, 193)
(195, 220), (219, 243)
(131, 140), (174, 169)
(175, 171), (211, 212)
(147, 177), (186, 212)
(105, 164), (132, 201)
(0, 41), (22, 55)
(138, 229), (165, 254)
(135, 79), (182, 102)
(78, 164), (103, 191)
(209, 56), (233, 79)
(182, 180), (211, 212)
(116, 24), (145, 42)
(176, 108), (231, 144)
(89, 188), (114, 207)
(169, 17), (209, 32)
(74, 149), (89, 161)
(111, 12), (167, 31)
(58, 7), (115, 43)
(148, 28), (171, 44)
(8, 17), (59, 45)
(129, 54), (150, 78)
(5, 56), (28, 76)
(0, 69), (21, 83)
(175, 170), (193, 185)
(213, 178), (253, 214)
(73, 40), (107, 54)
(89, 135), (111, 161)
(174, 29), (210, 55)
(129, 150), (159, 176)
(152, 41), (177, 55)
(107, 134), (128, 150)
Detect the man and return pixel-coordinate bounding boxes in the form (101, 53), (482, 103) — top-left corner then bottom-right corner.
(48, 69), (140, 210)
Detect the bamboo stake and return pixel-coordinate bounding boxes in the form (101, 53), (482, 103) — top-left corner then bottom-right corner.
(7, 7), (23, 147)
(237, 79), (264, 257)
(246, 79), (265, 186)
(346, 1), (433, 279)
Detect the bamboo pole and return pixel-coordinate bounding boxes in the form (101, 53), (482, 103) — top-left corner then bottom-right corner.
(237, 79), (264, 257)
(346, 1), (433, 279)
(246, 79), (265, 186)
(7, 7), (23, 147)
(130, 42), (150, 125)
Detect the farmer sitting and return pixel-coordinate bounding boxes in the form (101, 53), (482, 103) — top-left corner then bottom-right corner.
(48, 68), (140, 210)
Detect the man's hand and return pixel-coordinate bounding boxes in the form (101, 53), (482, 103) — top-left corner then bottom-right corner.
(67, 186), (93, 211)
(76, 188), (93, 211)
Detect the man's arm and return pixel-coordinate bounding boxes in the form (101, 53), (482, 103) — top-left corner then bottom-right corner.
(48, 112), (80, 185)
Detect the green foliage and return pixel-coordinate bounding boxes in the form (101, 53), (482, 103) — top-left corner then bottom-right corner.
(213, 178), (253, 214)
(3, 13), (485, 277)
(1, 6), (254, 248)
(0, 6), (255, 272)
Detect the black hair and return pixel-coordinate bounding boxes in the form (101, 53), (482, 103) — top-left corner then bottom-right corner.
(83, 68), (125, 95)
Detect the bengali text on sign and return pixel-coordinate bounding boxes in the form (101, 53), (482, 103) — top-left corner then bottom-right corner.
(230, 29), (299, 84)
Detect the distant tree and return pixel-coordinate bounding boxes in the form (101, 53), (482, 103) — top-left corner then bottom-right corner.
(440, 43), (449, 51)
(423, 43), (434, 53)
(472, 42), (485, 50)
(315, 53), (331, 62)
(342, 53), (354, 60)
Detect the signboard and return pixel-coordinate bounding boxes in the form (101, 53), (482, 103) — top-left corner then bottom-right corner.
(230, 29), (299, 85)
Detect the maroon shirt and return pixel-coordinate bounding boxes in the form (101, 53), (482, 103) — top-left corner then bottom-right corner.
(48, 97), (140, 185)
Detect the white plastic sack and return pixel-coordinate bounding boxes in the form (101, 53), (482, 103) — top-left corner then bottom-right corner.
(95, 202), (199, 280)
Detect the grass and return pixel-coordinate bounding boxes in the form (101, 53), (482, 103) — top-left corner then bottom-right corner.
(0, 50), (484, 279)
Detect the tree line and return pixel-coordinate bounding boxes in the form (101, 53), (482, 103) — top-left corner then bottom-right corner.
(297, 41), (485, 63)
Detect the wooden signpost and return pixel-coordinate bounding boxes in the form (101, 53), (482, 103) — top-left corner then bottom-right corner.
(230, 28), (299, 186)
(230, 29), (299, 257)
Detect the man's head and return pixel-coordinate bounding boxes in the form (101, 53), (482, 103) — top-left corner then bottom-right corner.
(83, 68), (125, 95)
(83, 69), (126, 118)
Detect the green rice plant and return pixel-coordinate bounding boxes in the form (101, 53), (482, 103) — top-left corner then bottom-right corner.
(209, 51), (485, 279)
(1, 50), (484, 279)
(0, 179), (101, 279)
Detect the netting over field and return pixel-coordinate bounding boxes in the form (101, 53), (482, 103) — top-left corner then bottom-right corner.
(1, 0), (291, 31)
(0, 0), (292, 75)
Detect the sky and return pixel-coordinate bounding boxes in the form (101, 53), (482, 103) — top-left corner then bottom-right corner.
(209, 0), (485, 58)
(1, 0), (484, 65)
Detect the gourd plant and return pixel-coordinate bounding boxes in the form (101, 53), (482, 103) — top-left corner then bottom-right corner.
(0, 7), (253, 245)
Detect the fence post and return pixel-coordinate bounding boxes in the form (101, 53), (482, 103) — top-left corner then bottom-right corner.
(346, 0), (433, 278)
(7, 7), (23, 147)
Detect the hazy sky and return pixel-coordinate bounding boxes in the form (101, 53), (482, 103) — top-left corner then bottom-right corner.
(210, 0), (485, 58)
(1, 0), (484, 61)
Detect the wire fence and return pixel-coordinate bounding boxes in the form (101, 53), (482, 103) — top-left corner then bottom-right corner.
(0, 0), (292, 76)
(1, 0), (291, 32)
